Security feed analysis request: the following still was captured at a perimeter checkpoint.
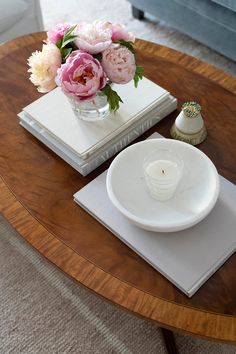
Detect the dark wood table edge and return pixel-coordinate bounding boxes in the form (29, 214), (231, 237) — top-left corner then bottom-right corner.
(0, 34), (236, 345)
(136, 38), (236, 95)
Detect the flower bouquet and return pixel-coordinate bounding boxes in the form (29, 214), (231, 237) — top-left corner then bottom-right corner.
(28, 21), (143, 120)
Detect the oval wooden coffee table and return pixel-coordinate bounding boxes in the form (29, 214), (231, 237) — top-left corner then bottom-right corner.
(0, 33), (236, 350)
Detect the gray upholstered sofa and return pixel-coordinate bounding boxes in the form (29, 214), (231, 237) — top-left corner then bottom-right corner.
(128, 0), (236, 61)
(0, 0), (44, 43)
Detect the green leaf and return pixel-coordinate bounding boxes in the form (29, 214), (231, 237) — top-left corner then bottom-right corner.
(58, 25), (78, 49)
(61, 47), (73, 62)
(56, 38), (63, 49)
(113, 39), (135, 54)
(134, 65), (144, 88)
(102, 84), (123, 112)
(55, 25), (77, 49)
(64, 24), (77, 37)
(61, 35), (77, 48)
(93, 53), (102, 62)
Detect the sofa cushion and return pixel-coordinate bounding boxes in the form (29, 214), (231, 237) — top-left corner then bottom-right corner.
(128, 0), (236, 59)
(0, 0), (29, 33)
(210, 0), (236, 12)
(173, 0), (236, 31)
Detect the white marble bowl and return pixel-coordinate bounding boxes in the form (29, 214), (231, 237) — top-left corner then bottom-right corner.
(106, 139), (220, 232)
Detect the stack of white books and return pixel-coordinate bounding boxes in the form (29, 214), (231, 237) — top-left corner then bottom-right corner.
(18, 77), (177, 175)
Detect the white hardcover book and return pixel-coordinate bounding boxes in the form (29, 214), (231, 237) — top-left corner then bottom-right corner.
(19, 97), (177, 175)
(23, 77), (170, 159)
(73, 133), (236, 297)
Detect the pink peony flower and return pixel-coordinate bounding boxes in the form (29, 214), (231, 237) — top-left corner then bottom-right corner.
(111, 23), (135, 42)
(74, 21), (112, 54)
(47, 23), (70, 44)
(57, 50), (106, 101)
(28, 44), (61, 93)
(102, 44), (136, 84)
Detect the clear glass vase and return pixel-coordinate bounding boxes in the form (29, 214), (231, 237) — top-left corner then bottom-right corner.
(68, 91), (110, 122)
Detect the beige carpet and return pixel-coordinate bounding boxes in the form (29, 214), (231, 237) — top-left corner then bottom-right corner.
(40, 0), (236, 76)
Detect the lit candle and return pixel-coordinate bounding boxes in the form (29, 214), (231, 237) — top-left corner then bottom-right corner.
(143, 150), (183, 201)
(145, 160), (180, 182)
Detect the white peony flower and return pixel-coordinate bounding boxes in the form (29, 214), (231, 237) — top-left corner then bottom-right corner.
(74, 21), (112, 54)
(28, 44), (61, 93)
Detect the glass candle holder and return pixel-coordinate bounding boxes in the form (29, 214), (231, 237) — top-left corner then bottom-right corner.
(143, 148), (184, 201)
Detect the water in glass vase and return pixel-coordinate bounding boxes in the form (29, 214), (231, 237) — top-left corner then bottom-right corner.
(68, 91), (110, 121)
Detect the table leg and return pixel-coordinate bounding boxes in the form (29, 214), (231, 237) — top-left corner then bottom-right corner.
(131, 5), (144, 20)
(161, 328), (179, 354)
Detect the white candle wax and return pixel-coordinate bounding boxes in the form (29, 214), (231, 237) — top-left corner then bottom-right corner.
(144, 159), (181, 201)
(145, 160), (179, 182)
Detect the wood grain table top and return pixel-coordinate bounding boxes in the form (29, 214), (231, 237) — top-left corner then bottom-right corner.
(0, 33), (235, 344)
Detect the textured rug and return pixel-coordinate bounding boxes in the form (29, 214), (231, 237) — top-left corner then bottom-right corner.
(40, 0), (236, 76)
(1, 214), (236, 354)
